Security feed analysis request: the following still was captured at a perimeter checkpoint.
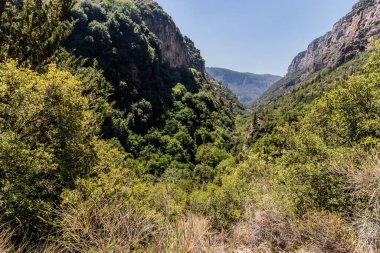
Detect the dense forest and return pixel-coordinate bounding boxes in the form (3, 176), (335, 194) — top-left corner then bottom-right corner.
(1, 0), (380, 252)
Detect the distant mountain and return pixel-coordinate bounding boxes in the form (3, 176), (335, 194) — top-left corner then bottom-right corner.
(206, 67), (281, 104)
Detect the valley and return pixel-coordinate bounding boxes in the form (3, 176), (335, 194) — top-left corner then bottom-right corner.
(206, 67), (281, 104)
(0, 0), (380, 252)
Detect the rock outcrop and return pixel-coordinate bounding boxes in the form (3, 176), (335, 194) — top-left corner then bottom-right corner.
(289, 0), (380, 76)
(133, 0), (205, 72)
(247, 116), (264, 141)
(256, 0), (380, 106)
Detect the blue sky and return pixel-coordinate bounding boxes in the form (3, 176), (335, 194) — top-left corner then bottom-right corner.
(155, 0), (358, 76)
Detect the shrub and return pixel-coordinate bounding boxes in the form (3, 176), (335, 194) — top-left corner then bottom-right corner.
(0, 61), (99, 239)
(189, 172), (249, 229)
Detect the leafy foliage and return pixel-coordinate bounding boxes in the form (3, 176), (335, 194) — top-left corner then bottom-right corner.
(0, 0), (75, 68)
(2, 0), (380, 251)
(0, 60), (100, 238)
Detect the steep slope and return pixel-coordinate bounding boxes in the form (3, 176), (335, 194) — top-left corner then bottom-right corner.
(133, 0), (205, 72)
(255, 0), (380, 106)
(1, 0), (240, 242)
(236, 41), (380, 253)
(206, 67), (281, 104)
(4, 0), (380, 251)
(64, 0), (239, 173)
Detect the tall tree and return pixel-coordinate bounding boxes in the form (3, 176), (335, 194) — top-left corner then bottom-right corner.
(0, 0), (75, 68)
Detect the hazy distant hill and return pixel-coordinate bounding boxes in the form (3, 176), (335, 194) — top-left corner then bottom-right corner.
(206, 67), (281, 104)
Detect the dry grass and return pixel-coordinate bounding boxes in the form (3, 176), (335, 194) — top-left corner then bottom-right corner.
(231, 206), (300, 253)
(159, 214), (227, 253)
(0, 227), (19, 253)
(165, 214), (211, 252)
(332, 152), (380, 252)
(59, 201), (162, 253)
(333, 152), (380, 207)
(229, 203), (355, 253)
(298, 211), (355, 253)
(0, 226), (63, 253)
(2, 211), (226, 253)
(353, 211), (380, 253)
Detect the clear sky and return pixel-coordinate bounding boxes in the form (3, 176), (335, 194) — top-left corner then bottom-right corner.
(154, 0), (358, 76)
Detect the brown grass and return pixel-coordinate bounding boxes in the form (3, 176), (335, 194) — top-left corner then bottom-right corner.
(298, 211), (355, 253)
(0, 227), (19, 253)
(332, 152), (380, 252)
(0, 226), (63, 253)
(232, 205), (300, 253)
(333, 152), (380, 207)
(230, 204), (354, 253)
(162, 214), (227, 253)
(58, 201), (162, 253)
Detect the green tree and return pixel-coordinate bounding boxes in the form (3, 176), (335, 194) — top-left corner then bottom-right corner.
(0, 0), (75, 67)
(305, 42), (380, 147)
(0, 60), (98, 239)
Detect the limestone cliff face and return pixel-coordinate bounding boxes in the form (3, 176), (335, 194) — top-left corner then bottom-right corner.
(252, 0), (380, 107)
(133, 0), (205, 72)
(256, 0), (380, 106)
(289, 0), (380, 77)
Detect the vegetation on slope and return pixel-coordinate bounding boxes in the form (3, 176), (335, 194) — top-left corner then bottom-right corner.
(236, 43), (380, 252)
(1, 0), (380, 252)
(206, 67), (281, 104)
(0, 0), (241, 246)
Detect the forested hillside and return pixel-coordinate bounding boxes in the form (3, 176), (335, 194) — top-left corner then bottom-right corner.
(206, 67), (281, 104)
(1, 0), (380, 252)
(0, 0), (241, 250)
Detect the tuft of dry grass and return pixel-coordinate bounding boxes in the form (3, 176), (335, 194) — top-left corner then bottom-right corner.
(332, 152), (380, 252)
(0, 227), (18, 253)
(59, 201), (162, 253)
(298, 211), (355, 253)
(0, 226), (63, 253)
(3, 212), (226, 253)
(333, 152), (380, 206)
(232, 205), (300, 253)
(353, 209), (380, 253)
(160, 213), (227, 253)
(229, 203), (354, 253)
(166, 214), (211, 252)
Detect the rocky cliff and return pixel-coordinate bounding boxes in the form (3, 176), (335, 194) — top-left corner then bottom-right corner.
(133, 0), (205, 72)
(290, 0), (380, 76)
(256, 0), (380, 106)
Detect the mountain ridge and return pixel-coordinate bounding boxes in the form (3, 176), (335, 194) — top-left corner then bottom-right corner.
(255, 0), (380, 107)
(206, 67), (281, 104)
